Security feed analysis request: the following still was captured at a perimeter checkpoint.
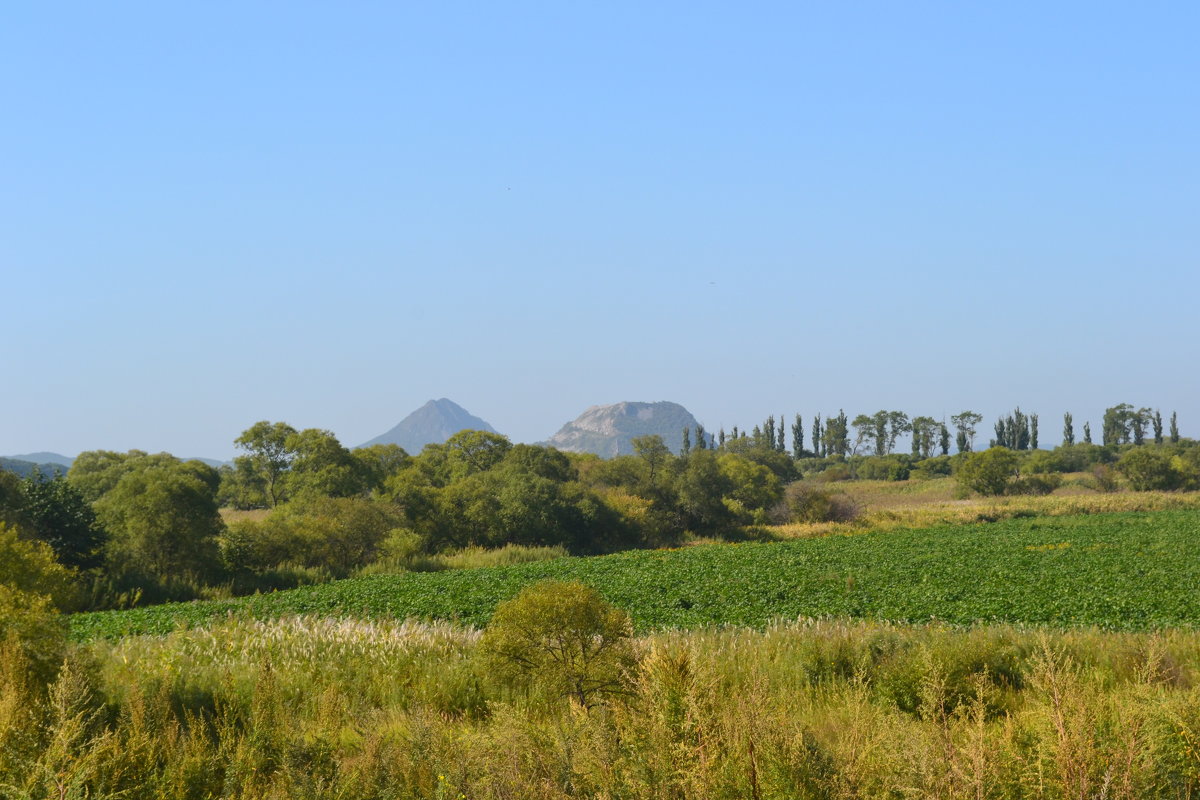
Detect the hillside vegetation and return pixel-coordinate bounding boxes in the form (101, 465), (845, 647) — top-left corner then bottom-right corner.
(72, 509), (1200, 640)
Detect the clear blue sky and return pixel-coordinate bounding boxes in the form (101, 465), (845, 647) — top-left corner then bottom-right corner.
(3, 2), (1197, 459)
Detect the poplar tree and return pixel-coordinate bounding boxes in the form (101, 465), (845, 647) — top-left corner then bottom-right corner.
(1083, 422), (1092, 444)
(764, 416), (776, 450)
(777, 418), (787, 452)
(939, 422), (950, 455)
(1063, 412), (1075, 446)
(680, 427), (691, 457)
(1153, 410), (1164, 445)
(791, 414), (804, 458)
(951, 411), (983, 453)
(718, 428), (726, 449)
(695, 424), (707, 450)
(1170, 412), (1179, 443)
(812, 415), (823, 457)
(1030, 413), (1039, 450)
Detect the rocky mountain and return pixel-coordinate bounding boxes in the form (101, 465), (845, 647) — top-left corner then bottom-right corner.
(357, 398), (499, 453)
(544, 401), (702, 457)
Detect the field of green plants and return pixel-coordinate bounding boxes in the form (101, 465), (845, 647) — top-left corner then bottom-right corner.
(72, 509), (1200, 640)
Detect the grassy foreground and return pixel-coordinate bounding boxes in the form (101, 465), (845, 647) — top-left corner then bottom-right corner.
(73, 509), (1200, 640)
(7, 616), (1200, 799)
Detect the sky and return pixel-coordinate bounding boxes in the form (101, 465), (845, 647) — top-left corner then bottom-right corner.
(3, 2), (1197, 460)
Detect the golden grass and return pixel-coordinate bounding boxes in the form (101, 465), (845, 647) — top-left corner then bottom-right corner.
(6, 616), (1200, 798)
(771, 480), (1200, 539)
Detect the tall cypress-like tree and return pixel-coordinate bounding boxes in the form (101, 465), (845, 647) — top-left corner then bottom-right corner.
(1063, 412), (1075, 446)
(1030, 413), (1039, 450)
(1153, 410), (1164, 445)
(792, 414), (804, 458)
(1083, 421), (1092, 444)
(777, 416), (787, 452)
(994, 418), (1008, 449)
(1170, 412), (1179, 443)
(695, 424), (707, 450)
(680, 427), (691, 457)
(939, 422), (950, 456)
(764, 416), (776, 450)
(812, 414), (823, 457)
(718, 428), (726, 449)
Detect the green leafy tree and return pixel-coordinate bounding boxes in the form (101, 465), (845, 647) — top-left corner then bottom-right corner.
(1030, 413), (1039, 450)
(939, 422), (950, 456)
(233, 421), (298, 507)
(955, 448), (1020, 496)
(283, 428), (361, 499)
(16, 472), (105, 569)
(632, 435), (670, 483)
(791, 414), (804, 458)
(851, 414), (879, 455)
(0, 524), (73, 685)
(1063, 412), (1075, 446)
(910, 416), (939, 459)
(675, 449), (734, 532)
(1102, 404), (1134, 446)
(1117, 448), (1181, 491)
(1170, 412), (1180, 443)
(441, 429), (513, 478)
(1153, 410), (1164, 445)
(717, 453), (782, 512)
(820, 411), (850, 457)
(67, 450), (176, 504)
(680, 427), (691, 457)
(1083, 421), (1092, 444)
(812, 415), (823, 457)
(951, 411), (983, 453)
(94, 462), (224, 584)
(694, 424), (707, 450)
(1130, 408), (1152, 446)
(350, 443), (412, 493)
(480, 580), (634, 706)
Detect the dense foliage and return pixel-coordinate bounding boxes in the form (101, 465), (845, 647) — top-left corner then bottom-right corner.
(72, 510), (1200, 640)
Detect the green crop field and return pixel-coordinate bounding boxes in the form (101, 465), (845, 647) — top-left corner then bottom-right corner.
(72, 509), (1200, 640)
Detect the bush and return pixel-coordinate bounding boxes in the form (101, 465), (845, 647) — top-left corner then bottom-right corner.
(1117, 448), (1183, 491)
(479, 580), (634, 706)
(1006, 473), (1062, 496)
(783, 483), (861, 524)
(857, 456), (910, 481)
(911, 456), (952, 480)
(955, 448), (1019, 496)
(1090, 464), (1120, 493)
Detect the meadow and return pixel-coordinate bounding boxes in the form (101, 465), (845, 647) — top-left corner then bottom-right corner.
(72, 508), (1200, 640)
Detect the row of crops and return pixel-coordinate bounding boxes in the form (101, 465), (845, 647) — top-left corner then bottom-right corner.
(72, 510), (1200, 640)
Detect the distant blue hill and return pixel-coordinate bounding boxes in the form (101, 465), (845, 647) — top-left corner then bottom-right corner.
(6, 451), (73, 467)
(0, 457), (69, 478)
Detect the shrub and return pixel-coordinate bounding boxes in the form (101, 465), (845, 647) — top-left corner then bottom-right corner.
(1117, 448), (1183, 491)
(1090, 464), (1120, 493)
(479, 580), (634, 706)
(857, 456), (910, 481)
(783, 482), (861, 523)
(1007, 473), (1062, 496)
(955, 448), (1019, 496)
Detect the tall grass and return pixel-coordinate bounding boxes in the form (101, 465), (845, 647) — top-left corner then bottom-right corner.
(5, 616), (1200, 798)
(775, 486), (1200, 539)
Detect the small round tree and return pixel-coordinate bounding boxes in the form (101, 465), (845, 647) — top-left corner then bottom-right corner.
(480, 580), (633, 706)
(955, 447), (1020, 496)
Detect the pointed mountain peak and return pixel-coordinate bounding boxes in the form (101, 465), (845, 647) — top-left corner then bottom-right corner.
(356, 399), (498, 453)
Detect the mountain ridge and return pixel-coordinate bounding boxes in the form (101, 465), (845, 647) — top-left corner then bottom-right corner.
(543, 401), (702, 457)
(357, 398), (498, 453)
